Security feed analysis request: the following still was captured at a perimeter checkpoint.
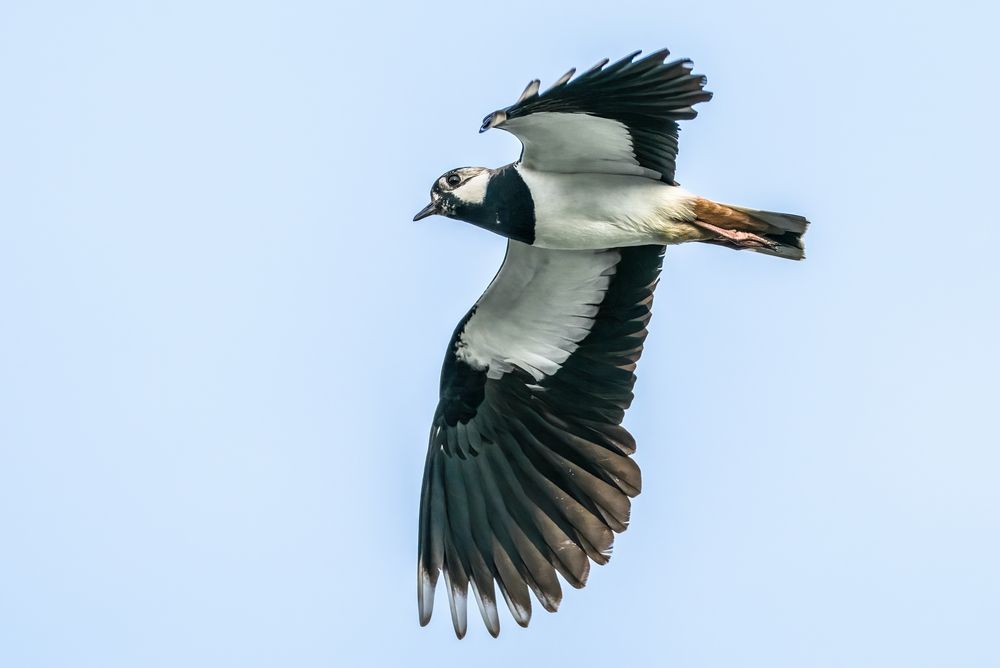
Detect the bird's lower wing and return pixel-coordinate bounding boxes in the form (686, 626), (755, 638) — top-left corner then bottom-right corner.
(418, 243), (665, 637)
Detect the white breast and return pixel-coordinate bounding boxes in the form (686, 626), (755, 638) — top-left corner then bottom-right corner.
(516, 166), (698, 250)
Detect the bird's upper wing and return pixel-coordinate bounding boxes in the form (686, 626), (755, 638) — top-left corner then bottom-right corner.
(417, 241), (665, 637)
(480, 49), (712, 184)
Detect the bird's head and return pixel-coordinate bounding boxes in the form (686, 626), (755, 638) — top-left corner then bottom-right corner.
(413, 167), (493, 222)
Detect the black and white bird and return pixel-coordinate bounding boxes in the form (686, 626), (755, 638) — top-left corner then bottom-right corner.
(414, 48), (809, 638)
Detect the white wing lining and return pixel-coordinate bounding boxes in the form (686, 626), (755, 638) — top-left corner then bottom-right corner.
(500, 112), (662, 179)
(455, 242), (620, 381)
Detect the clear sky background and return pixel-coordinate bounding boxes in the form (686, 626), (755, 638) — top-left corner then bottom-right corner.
(1, 1), (998, 666)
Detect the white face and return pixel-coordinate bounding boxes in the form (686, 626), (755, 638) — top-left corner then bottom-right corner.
(414, 166), (493, 221)
(434, 167), (491, 207)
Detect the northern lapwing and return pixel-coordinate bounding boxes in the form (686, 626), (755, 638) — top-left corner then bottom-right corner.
(414, 48), (809, 638)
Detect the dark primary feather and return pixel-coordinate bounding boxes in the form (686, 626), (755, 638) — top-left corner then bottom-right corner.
(417, 245), (665, 637)
(482, 49), (712, 184)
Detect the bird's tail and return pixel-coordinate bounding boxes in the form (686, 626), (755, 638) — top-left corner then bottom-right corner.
(691, 198), (810, 260)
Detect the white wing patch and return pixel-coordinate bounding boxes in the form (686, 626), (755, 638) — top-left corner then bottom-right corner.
(456, 242), (620, 381)
(499, 112), (661, 179)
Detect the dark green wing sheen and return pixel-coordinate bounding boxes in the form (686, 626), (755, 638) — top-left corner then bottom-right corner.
(417, 245), (665, 637)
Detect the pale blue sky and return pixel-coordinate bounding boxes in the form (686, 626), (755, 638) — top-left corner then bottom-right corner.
(1, 1), (998, 666)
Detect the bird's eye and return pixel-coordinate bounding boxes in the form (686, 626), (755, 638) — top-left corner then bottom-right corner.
(446, 174), (462, 187)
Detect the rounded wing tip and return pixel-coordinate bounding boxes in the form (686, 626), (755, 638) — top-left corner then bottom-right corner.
(516, 79), (541, 104)
(417, 589), (433, 624)
(648, 47), (671, 62)
(480, 110), (508, 133)
(582, 57), (610, 76)
(540, 593), (561, 613)
(511, 604), (531, 628)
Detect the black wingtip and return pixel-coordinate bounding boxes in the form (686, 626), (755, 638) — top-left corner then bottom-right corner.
(646, 47), (671, 62)
(547, 67), (576, 92)
(580, 57), (610, 77)
(480, 110), (508, 133)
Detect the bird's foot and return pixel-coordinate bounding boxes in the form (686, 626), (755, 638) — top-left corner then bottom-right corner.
(691, 219), (777, 250)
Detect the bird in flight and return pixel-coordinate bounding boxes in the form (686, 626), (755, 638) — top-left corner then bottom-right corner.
(414, 48), (809, 638)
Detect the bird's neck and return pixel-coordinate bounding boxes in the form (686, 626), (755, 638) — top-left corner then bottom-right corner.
(454, 166), (535, 245)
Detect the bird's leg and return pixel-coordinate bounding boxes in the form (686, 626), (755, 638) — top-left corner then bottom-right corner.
(689, 219), (777, 250)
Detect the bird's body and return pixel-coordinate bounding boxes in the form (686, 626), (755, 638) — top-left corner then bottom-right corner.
(412, 48), (810, 638)
(423, 161), (807, 258)
(504, 165), (702, 249)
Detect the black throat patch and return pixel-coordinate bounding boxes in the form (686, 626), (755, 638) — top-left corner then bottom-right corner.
(451, 165), (535, 245)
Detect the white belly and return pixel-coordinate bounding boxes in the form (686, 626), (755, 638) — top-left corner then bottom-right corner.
(516, 166), (700, 250)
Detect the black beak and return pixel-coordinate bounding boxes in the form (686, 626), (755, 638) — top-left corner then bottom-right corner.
(413, 202), (437, 221)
